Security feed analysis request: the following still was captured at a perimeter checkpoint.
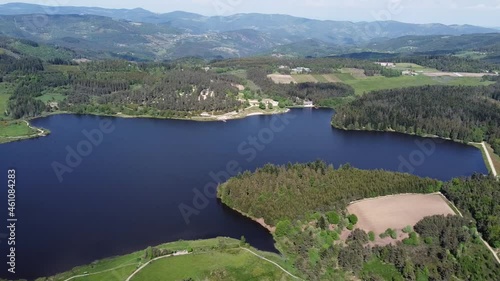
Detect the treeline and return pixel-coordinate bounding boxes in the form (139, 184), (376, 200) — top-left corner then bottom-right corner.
(332, 84), (500, 156)
(389, 55), (497, 73)
(211, 57), (400, 77)
(0, 54), (44, 76)
(218, 161), (500, 280)
(442, 175), (500, 248)
(0, 54), (48, 118)
(218, 161), (440, 225)
(246, 68), (355, 107)
(60, 69), (243, 116)
(97, 69), (242, 112)
(1, 54), (249, 118)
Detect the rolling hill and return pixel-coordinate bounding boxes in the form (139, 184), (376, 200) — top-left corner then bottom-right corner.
(0, 3), (498, 60)
(0, 3), (498, 45)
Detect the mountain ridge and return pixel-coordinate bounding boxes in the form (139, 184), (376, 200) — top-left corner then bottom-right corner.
(0, 3), (498, 61)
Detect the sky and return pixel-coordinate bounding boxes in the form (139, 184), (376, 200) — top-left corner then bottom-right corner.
(1, 0), (500, 26)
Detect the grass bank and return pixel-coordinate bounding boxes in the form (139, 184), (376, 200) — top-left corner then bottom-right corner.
(35, 238), (294, 281)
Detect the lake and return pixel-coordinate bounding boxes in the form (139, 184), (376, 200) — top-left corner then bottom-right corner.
(0, 108), (487, 279)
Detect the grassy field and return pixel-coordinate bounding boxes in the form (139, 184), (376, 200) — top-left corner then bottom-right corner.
(291, 74), (317, 83)
(485, 143), (500, 175)
(312, 74), (329, 83)
(37, 92), (67, 103)
(0, 82), (13, 120)
(131, 248), (294, 281)
(393, 63), (439, 72)
(226, 69), (261, 91)
(338, 75), (493, 95)
(43, 238), (294, 281)
(0, 120), (38, 143)
(286, 72), (492, 95)
(11, 41), (74, 61)
(362, 259), (403, 281)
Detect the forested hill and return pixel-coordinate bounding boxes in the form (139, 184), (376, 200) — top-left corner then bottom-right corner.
(217, 162), (500, 280)
(442, 176), (500, 248)
(218, 162), (440, 225)
(388, 55), (498, 73)
(331, 83), (500, 156)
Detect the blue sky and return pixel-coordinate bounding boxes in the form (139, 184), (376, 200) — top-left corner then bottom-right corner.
(1, 0), (500, 26)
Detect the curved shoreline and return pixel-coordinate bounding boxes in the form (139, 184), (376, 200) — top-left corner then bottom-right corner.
(0, 108), (291, 145)
(331, 124), (491, 150)
(227, 206), (277, 234)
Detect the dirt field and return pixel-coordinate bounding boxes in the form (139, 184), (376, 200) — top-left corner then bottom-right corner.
(291, 74), (318, 83)
(267, 74), (296, 84)
(341, 68), (367, 79)
(347, 194), (455, 239)
(322, 74), (342, 83)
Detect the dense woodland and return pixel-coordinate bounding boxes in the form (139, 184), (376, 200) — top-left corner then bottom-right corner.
(389, 55), (497, 73)
(218, 161), (440, 225)
(211, 57), (401, 77)
(332, 84), (500, 156)
(442, 175), (500, 248)
(1, 54), (369, 120)
(0, 54), (47, 118)
(0, 56), (248, 118)
(61, 66), (244, 116)
(246, 68), (355, 107)
(218, 162), (500, 280)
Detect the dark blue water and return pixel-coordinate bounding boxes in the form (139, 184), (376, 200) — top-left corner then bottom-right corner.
(0, 108), (487, 279)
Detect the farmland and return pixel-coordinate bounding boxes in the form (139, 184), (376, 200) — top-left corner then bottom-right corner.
(42, 238), (295, 281)
(347, 194), (456, 245)
(131, 248), (294, 281)
(268, 69), (494, 95)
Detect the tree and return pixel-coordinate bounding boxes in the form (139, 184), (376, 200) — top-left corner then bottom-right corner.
(326, 211), (340, 224)
(275, 220), (293, 237)
(318, 216), (327, 230)
(348, 214), (359, 225)
(240, 235), (247, 246)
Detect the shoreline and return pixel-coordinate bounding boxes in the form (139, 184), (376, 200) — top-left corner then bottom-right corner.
(0, 108), (291, 145)
(331, 124), (486, 149)
(225, 205), (277, 234)
(332, 125), (499, 176)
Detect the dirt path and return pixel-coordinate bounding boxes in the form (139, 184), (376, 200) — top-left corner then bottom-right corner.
(125, 250), (189, 281)
(62, 263), (138, 281)
(5, 120), (46, 140)
(482, 142), (498, 177)
(240, 247), (301, 280)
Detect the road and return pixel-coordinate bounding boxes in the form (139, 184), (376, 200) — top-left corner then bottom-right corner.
(62, 263), (138, 281)
(5, 120), (46, 140)
(125, 250), (189, 281)
(481, 142), (498, 177)
(240, 247), (302, 280)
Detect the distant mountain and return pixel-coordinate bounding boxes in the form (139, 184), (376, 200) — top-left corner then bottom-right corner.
(0, 14), (283, 60)
(366, 33), (500, 54)
(0, 3), (498, 60)
(0, 3), (497, 46)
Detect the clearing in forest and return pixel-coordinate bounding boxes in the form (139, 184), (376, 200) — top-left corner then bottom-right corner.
(267, 74), (296, 84)
(347, 194), (455, 242)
